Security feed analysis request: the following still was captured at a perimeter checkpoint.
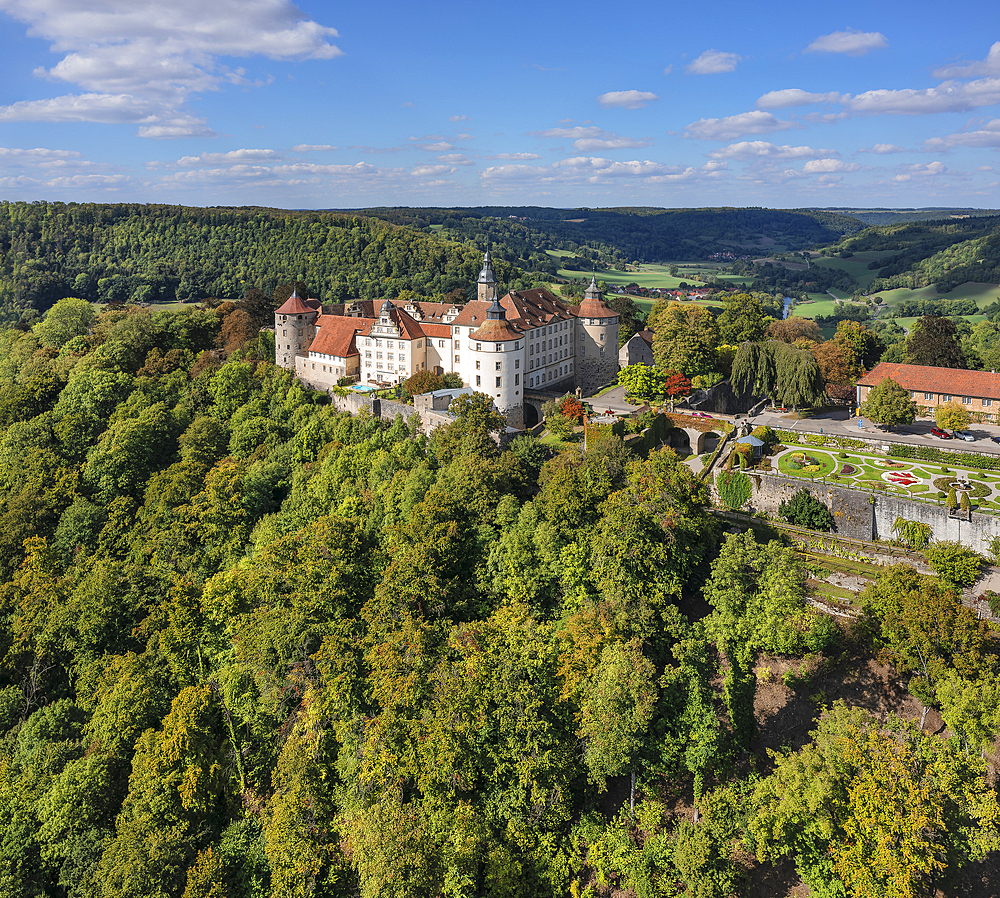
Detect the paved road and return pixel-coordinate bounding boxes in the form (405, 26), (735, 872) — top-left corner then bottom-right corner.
(748, 406), (1000, 455)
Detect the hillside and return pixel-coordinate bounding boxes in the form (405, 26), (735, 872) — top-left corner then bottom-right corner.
(352, 205), (866, 265)
(0, 201), (527, 325)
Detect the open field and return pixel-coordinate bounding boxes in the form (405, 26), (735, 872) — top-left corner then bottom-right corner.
(872, 281), (1000, 308)
(811, 251), (896, 291)
(555, 261), (703, 289)
(790, 296), (837, 318)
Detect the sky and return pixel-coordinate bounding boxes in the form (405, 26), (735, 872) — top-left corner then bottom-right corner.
(0, 0), (999, 210)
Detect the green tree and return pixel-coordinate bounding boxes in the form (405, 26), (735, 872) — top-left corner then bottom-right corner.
(934, 401), (969, 431)
(617, 363), (666, 399)
(717, 292), (776, 344)
(859, 377), (916, 428)
(648, 303), (720, 378)
(922, 541), (982, 591)
(906, 316), (967, 368)
(33, 297), (96, 349)
(779, 488), (834, 531)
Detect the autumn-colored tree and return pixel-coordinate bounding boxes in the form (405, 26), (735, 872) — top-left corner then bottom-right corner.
(766, 317), (822, 344)
(404, 369), (445, 395)
(662, 370), (692, 411)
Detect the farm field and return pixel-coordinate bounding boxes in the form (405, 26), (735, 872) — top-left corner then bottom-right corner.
(872, 281), (1000, 309)
(811, 251), (896, 291)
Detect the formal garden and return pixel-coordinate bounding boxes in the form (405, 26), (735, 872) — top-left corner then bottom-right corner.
(768, 444), (1000, 512)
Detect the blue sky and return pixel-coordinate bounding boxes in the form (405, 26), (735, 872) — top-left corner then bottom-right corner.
(0, 0), (998, 210)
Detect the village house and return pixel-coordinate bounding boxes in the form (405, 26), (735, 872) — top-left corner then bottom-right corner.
(856, 362), (1000, 421)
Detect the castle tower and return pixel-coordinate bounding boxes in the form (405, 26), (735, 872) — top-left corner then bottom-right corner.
(275, 289), (319, 370)
(477, 249), (498, 303)
(576, 276), (619, 393)
(468, 295), (524, 428)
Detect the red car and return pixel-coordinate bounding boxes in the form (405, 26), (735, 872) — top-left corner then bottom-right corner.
(930, 427), (952, 439)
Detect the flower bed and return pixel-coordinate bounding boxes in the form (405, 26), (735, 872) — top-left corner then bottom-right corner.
(882, 470), (919, 487)
(777, 450), (836, 478)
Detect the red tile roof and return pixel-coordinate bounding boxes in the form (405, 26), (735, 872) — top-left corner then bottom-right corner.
(275, 292), (315, 314)
(421, 322), (452, 339)
(309, 315), (370, 358)
(858, 362), (1000, 400)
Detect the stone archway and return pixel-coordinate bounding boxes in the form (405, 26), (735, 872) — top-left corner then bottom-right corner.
(524, 402), (539, 427)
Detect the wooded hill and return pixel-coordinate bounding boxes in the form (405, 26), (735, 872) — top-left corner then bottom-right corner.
(351, 205), (867, 266)
(1, 300), (999, 897)
(834, 215), (1000, 294)
(0, 202), (528, 325)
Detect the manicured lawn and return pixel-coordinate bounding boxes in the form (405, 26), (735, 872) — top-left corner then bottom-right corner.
(777, 449), (837, 477)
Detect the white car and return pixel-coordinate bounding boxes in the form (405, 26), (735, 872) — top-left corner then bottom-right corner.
(951, 430), (976, 442)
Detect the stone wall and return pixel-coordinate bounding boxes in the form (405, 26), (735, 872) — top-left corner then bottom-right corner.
(873, 495), (1000, 556)
(738, 472), (875, 541)
(725, 470), (1000, 552)
(691, 379), (764, 416)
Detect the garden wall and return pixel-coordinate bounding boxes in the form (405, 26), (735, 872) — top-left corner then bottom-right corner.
(873, 496), (1000, 557)
(729, 472), (1000, 554)
(741, 473), (875, 541)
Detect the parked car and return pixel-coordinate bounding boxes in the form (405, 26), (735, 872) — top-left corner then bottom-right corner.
(951, 430), (976, 442)
(930, 427), (952, 439)
(993, 435), (1000, 444)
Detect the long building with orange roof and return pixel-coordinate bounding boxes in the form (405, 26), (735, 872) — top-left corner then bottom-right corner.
(275, 250), (619, 428)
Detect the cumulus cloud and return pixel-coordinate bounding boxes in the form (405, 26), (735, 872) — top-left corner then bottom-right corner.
(436, 153), (473, 165)
(684, 111), (792, 141)
(0, 145), (129, 195)
(933, 42), (1000, 79)
(756, 89), (843, 109)
(449, 114), (468, 122)
(686, 50), (741, 74)
(531, 125), (650, 152)
(0, 0), (342, 136)
(486, 152), (541, 160)
(845, 79), (1000, 114)
(806, 29), (887, 55)
(857, 143), (906, 154)
(708, 141), (835, 160)
(924, 119), (1000, 150)
(480, 156), (724, 186)
(597, 90), (659, 109)
(802, 159), (861, 173)
(291, 145), (335, 152)
(893, 161), (948, 182)
(176, 149), (283, 166)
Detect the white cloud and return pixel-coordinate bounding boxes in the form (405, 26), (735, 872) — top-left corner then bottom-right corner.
(924, 119), (1000, 149)
(802, 159), (861, 173)
(176, 149), (283, 166)
(574, 137), (652, 151)
(662, 65), (673, 75)
(708, 141), (835, 160)
(480, 156), (723, 186)
(531, 125), (649, 151)
(857, 143), (906, 154)
(756, 89), (842, 109)
(449, 114), (468, 122)
(806, 29), (887, 55)
(0, 0), (341, 136)
(893, 161), (948, 182)
(686, 50), (741, 74)
(436, 153), (473, 165)
(933, 42), (1000, 79)
(845, 79), (1000, 114)
(597, 90), (658, 109)
(684, 111), (792, 140)
(411, 164), (456, 178)
(291, 144), (334, 152)
(486, 152), (541, 160)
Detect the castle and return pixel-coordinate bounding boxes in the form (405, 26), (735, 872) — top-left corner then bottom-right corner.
(274, 251), (619, 428)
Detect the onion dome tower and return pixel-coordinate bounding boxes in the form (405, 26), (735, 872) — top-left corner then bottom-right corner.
(469, 295), (524, 428)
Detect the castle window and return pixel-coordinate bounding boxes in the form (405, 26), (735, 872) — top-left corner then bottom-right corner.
(454, 340), (459, 349)
(496, 376), (502, 387)
(366, 351), (371, 358)
(529, 377), (534, 387)
(476, 375), (481, 386)
(387, 352), (394, 360)
(440, 340), (445, 347)
(298, 330), (303, 337)
(963, 396), (972, 404)
(496, 361), (501, 371)
(476, 361), (481, 370)
(515, 342), (520, 350)
(495, 343), (502, 352)
(925, 392), (932, 400)
(416, 340), (422, 347)
(282, 329), (286, 336)
(376, 352), (383, 359)
(515, 359), (519, 369)
(600, 333), (605, 341)
(600, 348), (605, 357)
(515, 374), (519, 385)
(986, 399), (994, 407)
(455, 355), (460, 363)
(476, 343), (481, 351)
(530, 345), (533, 355)
(942, 394), (952, 402)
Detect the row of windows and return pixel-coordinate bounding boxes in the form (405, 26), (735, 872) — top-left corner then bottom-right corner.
(474, 375), (521, 388)
(528, 363), (573, 387)
(912, 391), (994, 406)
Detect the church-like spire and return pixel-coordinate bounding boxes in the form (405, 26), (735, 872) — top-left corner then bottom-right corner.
(477, 248), (498, 302)
(486, 295), (506, 321)
(584, 275), (601, 299)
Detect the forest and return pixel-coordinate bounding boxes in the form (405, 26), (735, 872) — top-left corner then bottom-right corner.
(0, 202), (531, 326)
(1, 292), (999, 898)
(353, 206), (866, 265)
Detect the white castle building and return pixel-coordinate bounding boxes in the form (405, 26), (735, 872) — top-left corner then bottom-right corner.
(274, 251), (619, 428)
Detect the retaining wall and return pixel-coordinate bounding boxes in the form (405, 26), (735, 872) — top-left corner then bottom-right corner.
(723, 470), (1000, 553)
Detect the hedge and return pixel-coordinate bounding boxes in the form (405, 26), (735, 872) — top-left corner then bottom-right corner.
(889, 444), (1000, 471)
(776, 430), (873, 451)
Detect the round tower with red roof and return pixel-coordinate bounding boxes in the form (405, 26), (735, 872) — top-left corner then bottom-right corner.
(274, 289), (319, 369)
(577, 276), (619, 393)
